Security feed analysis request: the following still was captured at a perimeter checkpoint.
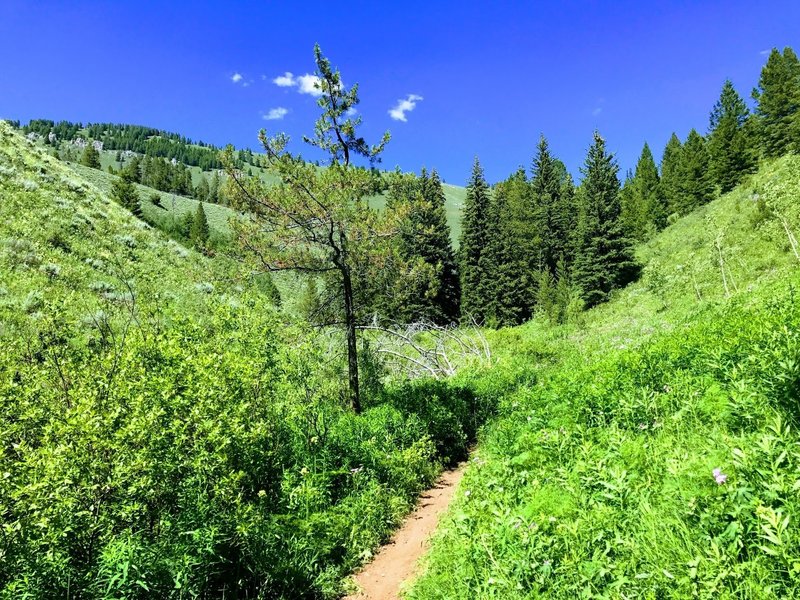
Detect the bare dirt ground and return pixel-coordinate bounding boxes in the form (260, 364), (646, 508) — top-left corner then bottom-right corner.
(344, 461), (467, 600)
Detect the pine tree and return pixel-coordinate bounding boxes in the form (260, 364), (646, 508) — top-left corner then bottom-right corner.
(708, 79), (757, 192)
(677, 129), (714, 214)
(111, 174), (142, 218)
(421, 170), (460, 323)
(573, 132), (639, 308)
(190, 202), (210, 248)
(530, 136), (566, 274)
(196, 175), (210, 202)
(458, 157), (491, 323)
(660, 133), (683, 217)
(80, 143), (101, 169)
(753, 47), (800, 158)
(481, 170), (529, 326)
(384, 169), (460, 324)
(622, 143), (665, 240)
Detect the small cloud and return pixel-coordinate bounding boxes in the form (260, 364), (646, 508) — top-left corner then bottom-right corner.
(759, 49), (771, 56)
(389, 94), (423, 122)
(346, 107), (358, 117)
(263, 107), (289, 121)
(297, 74), (323, 96)
(273, 72), (296, 87)
(231, 73), (243, 83)
(592, 107), (603, 116)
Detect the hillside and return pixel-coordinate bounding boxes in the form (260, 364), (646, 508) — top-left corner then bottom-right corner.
(406, 154), (800, 598)
(18, 120), (468, 242)
(0, 121), (490, 599)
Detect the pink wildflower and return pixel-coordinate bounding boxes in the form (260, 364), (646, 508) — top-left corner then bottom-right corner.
(712, 468), (727, 485)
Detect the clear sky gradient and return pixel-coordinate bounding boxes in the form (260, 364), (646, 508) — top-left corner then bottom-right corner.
(1, 1), (798, 185)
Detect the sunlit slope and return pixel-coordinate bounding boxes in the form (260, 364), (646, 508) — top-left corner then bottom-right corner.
(0, 122), (249, 327)
(408, 154), (800, 599)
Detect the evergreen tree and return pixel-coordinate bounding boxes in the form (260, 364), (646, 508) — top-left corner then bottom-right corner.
(481, 170), (530, 326)
(660, 133), (683, 217)
(384, 169), (460, 324)
(458, 157), (491, 323)
(420, 169), (460, 323)
(80, 143), (101, 169)
(530, 136), (567, 274)
(573, 132), (639, 308)
(111, 174), (142, 218)
(709, 79), (757, 192)
(190, 202), (210, 248)
(196, 175), (210, 202)
(677, 129), (714, 214)
(753, 47), (800, 158)
(621, 143), (665, 240)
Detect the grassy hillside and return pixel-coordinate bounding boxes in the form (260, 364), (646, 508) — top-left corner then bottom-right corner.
(0, 122), (492, 598)
(407, 154), (800, 598)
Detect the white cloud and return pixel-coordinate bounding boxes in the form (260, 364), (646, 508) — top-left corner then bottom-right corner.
(389, 94), (423, 122)
(272, 71), (325, 96)
(263, 107), (289, 120)
(273, 72), (296, 87)
(592, 107), (603, 116)
(297, 74), (323, 96)
(231, 73), (243, 83)
(759, 49), (771, 56)
(346, 107), (358, 117)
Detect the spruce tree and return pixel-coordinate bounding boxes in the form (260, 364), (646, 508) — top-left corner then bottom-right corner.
(481, 170), (530, 326)
(660, 133), (683, 218)
(623, 143), (665, 240)
(573, 132), (639, 308)
(421, 170), (460, 323)
(530, 136), (566, 274)
(458, 157), (491, 323)
(190, 202), (210, 248)
(111, 174), (142, 218)
(384, 169), (460, 324)
(80, 143), (101, 169)
(677, 129), (714, 214)
(753, 47), (800, 158)
(709, 79), (757, 192)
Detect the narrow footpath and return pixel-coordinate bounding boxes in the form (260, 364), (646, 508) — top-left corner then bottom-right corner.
(344, 461), (467, 600)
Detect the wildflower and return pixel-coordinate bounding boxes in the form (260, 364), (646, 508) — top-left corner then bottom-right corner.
(638, 422), (648, 430)
(712, 467), (727, 485)
(350, 466), (363, 474)
(257, 490), (266, 498)
(300, 466), (309, 476)
(464, 490), (471, 498)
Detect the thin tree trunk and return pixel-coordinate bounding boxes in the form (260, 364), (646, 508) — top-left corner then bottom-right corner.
(341, 263), (361, 413)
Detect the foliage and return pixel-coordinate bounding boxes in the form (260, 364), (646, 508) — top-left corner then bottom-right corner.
(708, 79), (757, 193)
(458, 158), (492, 323)
(573, 132), (639, 307)
(408, 151), (800, 600)
(752, 47), (800, 158)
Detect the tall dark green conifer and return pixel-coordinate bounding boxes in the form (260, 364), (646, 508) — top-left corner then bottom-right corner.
(753, 47), (800, 158)
(481, 169), (532, 326)
(458, 158), (491, 323)
(621, 143), (665, 240)
(111, 173), (142, 218)
(573, 132), (639, 308)
(709, 80), (757, 192)
(80, 143), (101, 169)
(190, 202), (210, 248)
(385, 169), (460, 324)
(421, 170), (461, 323)
(530, 136), (567, 274)
(660, 133), (683, 217)
(677, 129), (714, 214)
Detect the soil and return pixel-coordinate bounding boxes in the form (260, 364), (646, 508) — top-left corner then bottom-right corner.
(343, 461), (467, 600)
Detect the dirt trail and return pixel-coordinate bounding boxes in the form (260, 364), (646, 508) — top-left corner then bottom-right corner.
(344, 461), (467, 600)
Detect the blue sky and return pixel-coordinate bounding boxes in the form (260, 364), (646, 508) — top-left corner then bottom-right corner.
(1, 1), (798, 185)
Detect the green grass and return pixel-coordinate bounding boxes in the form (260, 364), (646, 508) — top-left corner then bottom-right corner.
(407, 154), (800, 599)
